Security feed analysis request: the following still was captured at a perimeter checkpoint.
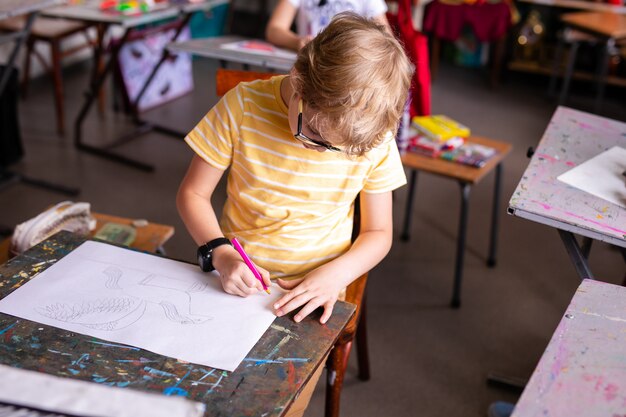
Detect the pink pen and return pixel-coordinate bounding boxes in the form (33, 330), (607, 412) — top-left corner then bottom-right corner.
(231, 237), (270, 294)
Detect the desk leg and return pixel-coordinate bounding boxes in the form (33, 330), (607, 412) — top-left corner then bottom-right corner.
(0, 13), (36, 96)
(594, 39), (612, 113)
(558, 230), (594, 280)
(73, 29), (156, 172)
(452, 182), (471, 308)
(548, 33), (565, 98)
(559, 41), (579, 106)
(400, 169), (418, 241)
(487, 163), (502, 267)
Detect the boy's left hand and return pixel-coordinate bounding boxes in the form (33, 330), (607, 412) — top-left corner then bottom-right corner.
(273, 270), (342, 324)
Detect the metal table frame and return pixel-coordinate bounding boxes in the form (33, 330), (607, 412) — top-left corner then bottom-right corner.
(43, 0), (228, 172)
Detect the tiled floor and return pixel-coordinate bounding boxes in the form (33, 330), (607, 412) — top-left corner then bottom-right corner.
(1, 54), (624, 417)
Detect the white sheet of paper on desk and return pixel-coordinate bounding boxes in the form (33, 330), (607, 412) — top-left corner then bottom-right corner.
(557, 146), (626, 210)
(0, 241), (281, 371)
(220, 40), (297, 60)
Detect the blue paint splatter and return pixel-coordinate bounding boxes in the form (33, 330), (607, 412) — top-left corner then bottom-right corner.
(89, 341), (140, 350)
(163, 367), (192, 397)
(143, 366), (176, 378)
(0, 322), (17, 336)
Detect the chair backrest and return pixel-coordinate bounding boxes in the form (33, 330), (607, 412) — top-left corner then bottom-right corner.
(215, 68), (277, 96)
(215, 68), (368, 317)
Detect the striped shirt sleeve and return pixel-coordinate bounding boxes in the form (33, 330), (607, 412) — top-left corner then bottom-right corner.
(362, 140), (407, 193)
(184, 85), (244, 170)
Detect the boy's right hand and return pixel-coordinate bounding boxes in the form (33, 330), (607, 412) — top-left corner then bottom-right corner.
(212, 245), (271, 297)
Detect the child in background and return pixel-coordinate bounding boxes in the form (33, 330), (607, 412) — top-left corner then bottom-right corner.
(266, 0), (390, 50)
(177, 14), (412, 414)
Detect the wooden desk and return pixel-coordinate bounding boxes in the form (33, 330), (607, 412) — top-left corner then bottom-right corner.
(0, 211), (174, 265)
(167, 35), (296, 72)
(512, 279), (626, 417)
(518, 0), (626, 14)
(0, 231), (355, 417)
(401, 135), (512, 307)
(42, 0), (228, 172)
(508, 106), (626, 279)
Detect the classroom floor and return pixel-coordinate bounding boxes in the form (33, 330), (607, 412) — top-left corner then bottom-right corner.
(1, 55), (624, 417)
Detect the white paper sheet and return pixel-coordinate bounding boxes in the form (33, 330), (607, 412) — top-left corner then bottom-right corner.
(0, 241), (281, 371)
(557, 146), (626, 210)
(0, 364), (205, 417)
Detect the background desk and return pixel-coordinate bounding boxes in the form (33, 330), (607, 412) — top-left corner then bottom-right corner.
(512, 279), (626, 417)
(0, 231), (355, 417)
(508, 106), (626, 279)
(401, 135), (512, 307)
(167, 35), (295, 72)
(0, 212), (175, 264)
(42, 0), (228, 172)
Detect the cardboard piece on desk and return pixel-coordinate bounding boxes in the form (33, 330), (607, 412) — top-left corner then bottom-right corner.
(0, 241), (281, 371)
(557, 146), (626, 209)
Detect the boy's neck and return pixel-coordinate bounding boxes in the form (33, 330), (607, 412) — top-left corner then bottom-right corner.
(279, 75), (292, 108)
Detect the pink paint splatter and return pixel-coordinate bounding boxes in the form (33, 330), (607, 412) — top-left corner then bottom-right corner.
(565, 161), (576, 167)
(536, 153), (558, 163)
(605, 383), (619, 401)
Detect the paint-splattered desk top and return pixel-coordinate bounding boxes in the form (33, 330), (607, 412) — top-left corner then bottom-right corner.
(0, 231), (356, 417)
(512, 279), (626, 417)
(508, 106), (626, 247)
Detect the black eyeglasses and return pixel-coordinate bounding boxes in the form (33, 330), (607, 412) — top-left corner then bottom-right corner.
(295, 99), (342, 153)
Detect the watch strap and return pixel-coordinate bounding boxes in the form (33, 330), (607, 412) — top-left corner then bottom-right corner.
(198, 237), (232, 272)
(202, 237), (232, 251)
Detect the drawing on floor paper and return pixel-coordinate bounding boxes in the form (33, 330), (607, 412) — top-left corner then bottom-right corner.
(0, 241), (281, 371)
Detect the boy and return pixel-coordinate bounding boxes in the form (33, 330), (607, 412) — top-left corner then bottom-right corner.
(177, 12), (412, 326)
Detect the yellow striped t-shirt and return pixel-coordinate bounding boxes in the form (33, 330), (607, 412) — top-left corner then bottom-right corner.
(185, 75), (406, 280)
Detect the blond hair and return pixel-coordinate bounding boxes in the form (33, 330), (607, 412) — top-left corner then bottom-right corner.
(291, 12), (413, 156)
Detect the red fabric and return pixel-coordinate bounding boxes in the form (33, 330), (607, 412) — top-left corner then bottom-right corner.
(387, 0), (431, 116)
(423, 0), (511, 42)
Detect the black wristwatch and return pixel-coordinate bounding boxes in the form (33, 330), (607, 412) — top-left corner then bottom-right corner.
(197, 237), (232, 272)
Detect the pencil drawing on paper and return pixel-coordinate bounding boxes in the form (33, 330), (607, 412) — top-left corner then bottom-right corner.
(36, 266), (214, 331)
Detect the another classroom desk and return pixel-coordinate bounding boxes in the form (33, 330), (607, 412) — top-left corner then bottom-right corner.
(511, 279), (626, 417)
(401, 135), (512, 307)
(552, 11), (626, 111)
(167, 35), (296, 72)
(42, 0), (228, 172)
(91, 212), (174, 254)
(0, 231), (355, 417)
(508, 106), (626, 279)
(0, 212), (174, 264)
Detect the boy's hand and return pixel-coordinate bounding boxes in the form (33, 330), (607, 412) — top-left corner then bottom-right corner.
(273, 270), (342, 324)
(212, 245), (271, 297)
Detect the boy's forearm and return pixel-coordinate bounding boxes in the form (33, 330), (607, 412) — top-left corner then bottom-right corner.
(322, 229), (393, 288)
(176, 189), (224, 246)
